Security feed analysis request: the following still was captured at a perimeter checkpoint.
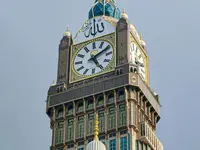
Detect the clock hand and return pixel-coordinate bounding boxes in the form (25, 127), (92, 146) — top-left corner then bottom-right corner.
(91, 57), (103, 69)
(88, 45), (111, 61)
(94, 45), (111, 58)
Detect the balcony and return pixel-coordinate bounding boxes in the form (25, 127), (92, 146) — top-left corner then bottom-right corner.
(137, 122), (163, 150)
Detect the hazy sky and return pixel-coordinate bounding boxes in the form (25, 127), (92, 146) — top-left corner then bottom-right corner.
(0, 0), (200, 150)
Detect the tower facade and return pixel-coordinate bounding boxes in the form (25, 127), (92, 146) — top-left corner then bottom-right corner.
(46, 1), (163, 150)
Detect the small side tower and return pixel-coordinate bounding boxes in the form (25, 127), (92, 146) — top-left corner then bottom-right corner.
(57, 28), (72, 84)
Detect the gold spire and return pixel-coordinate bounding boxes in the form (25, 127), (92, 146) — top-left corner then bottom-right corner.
(121, 8), (128, 19)
(94, 113), (99, 141)
(63, 26), (71, 37)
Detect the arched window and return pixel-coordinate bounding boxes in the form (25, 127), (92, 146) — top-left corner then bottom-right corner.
(77, 102), (83, 112)
(108, 107), (115, 129)
(87, 99), (93, 110)
(98, 110), (105, 132)
(57, 108), (63, 119)
(67, 118), (74, 141)
(93, 2), (104, 17)
(118, 90), (125, 101)
(56, 121), (64, 144)
(120, 136), (128, 150)
(67, 104), (73, 115)
(130, 67), (134, 73)
(109, 138), (116, 150)
(88, 113), (94, 135)
(119, 104), (126, 126)
(77, 116), (84, 138)
(97, 96), (104, 106)
(107, 93), (114, 104)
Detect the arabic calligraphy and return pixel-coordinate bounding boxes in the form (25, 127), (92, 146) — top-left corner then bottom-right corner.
(84, 18), (105, 38)
(73, 16), (115, 45)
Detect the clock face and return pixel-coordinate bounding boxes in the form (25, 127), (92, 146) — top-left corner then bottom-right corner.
(130, 42), (146, 81)
(73, 40), (114, 76)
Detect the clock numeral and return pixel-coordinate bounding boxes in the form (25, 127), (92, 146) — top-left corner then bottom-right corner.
(92, 68), (95, 74)
(99, 65), (103, 69)
(136, 47), (138, 53)
(92, 42), (96, 49)
(140, 73), (145, 80)
(106, 51), (112, 56)
(138, 54), (142, 59)
(84, 47), (90, 53)
(99, 41), (105, 49)
(106, 45), (111, 50)
(75, 61), (83, 65)
(83, 69), (89, 75)
(77, 54), (85, 58)
(141, 69), (145, 74)
(77, 66), (84, 71)
(104, 59), (110, 62)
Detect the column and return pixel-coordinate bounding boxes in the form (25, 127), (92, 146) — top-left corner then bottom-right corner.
(63, 104), (66, 148)
(53, 107), (56, 148)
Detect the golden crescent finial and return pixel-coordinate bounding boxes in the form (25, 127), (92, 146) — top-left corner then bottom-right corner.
(122, 8), (125, 13)
(94, 113), (99, 140)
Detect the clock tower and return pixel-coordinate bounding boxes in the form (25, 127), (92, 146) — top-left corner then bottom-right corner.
(46, 0), (163, 150)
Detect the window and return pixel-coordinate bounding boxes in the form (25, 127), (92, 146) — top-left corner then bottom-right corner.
(136, 140), (139, 150)
(56, 86), (63, 93)
(87, 99), (93, 110)
(99, 136), (106, 146)
(109, 139), (116, 150)
(77, 116), (84, 138)
(56, 147), (64, 150)
(97, 96), (104, 106)
(109, 133), (116, 138)
(88, 113), (94, 135)
(130, 67), (134, 73)
(77, 102), (83, 112)
(67, 144), (74, 149)
(78, 141), (84, 146)
(138, 111), (141, 123)
(56, 122), (64, 144)
(119, 104), (126, 126)
(107, 93), (114, 103)
(118, 91), (125, 101)
(98, 110), (105, 132)
(108, 107), (115, 129)
(120, 136), (127, 150)
(149, 111), (152, 121)
(56, 109), (63, 119)
(120, 130), (127, 135)
(67, 118), (74, 141)
(138, 141), (142, 150)
(67, 104), (73, 115)
(141, 123), (145, 136)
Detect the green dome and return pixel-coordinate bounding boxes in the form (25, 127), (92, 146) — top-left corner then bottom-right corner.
(89, 0), (121, 19)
